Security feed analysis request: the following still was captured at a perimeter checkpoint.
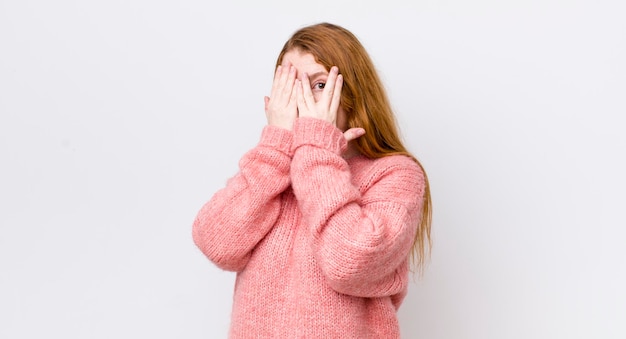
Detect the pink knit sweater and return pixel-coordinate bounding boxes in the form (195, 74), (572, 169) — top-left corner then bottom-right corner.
(193, 117), (425, 338)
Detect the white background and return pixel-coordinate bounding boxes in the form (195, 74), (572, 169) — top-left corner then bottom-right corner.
(1, 0), (625, 338)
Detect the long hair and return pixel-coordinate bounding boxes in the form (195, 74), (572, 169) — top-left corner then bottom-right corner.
(276, 22), (432, 273)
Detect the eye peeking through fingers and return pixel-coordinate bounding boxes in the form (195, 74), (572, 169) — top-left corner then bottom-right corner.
(312, 82), (326, 91)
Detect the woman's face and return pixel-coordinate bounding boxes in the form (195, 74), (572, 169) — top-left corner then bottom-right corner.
(280, 49), (348, 131)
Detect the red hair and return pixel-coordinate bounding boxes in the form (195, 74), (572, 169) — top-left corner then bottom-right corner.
(276, 22), (432, 273)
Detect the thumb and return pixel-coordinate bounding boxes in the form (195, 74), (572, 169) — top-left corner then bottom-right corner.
(343, 127), (365, 142)
(264, 96), (270, 113)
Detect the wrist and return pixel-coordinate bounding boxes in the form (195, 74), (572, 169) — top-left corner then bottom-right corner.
(292, 117), (346, 155)
(260, 125), (294, 156)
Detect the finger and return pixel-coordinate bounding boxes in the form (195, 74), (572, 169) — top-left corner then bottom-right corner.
(282, 65), (297, 98)
(301, 72), (316, 108)
(289, 79), (298, 109)
(329, 74), (343, 116)
(271, 65), (283, 95)
(272, 63), (290, 101)
(273, 65), (282, 81)
(296, 79), (307, 112)
(343, 127), (366, 142)
(264, 96), (269, 113)
(272, 65), (292, 104)
(322, 66), (339, 104)
(278, 63), (292, 86)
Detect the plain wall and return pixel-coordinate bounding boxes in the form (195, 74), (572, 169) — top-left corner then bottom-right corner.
(1, 0), (624, 338)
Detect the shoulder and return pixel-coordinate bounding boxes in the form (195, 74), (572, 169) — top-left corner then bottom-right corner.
(350, 154), (426, 205)
(351, 154), (424, 182)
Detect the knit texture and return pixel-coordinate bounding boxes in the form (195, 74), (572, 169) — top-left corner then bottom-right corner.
(193, 117), (425, 338)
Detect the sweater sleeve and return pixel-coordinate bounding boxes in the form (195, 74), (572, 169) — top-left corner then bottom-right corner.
(192, 125), (293, 272)
(290, 118), (425, 298)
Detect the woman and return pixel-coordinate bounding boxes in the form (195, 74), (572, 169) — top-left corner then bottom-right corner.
(193, 22), (432, 338)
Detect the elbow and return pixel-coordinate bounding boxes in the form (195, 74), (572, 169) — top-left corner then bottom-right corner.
(208, 251), (250, 272)
(318, 256), (371, 296)
(322, 269), (365, 296)
(323, 266), (406, 298)
(192, 217), (210, 256)
(192, 218), (249, 272)
(318, 254), (407, 298)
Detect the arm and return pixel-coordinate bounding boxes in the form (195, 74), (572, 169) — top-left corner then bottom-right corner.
(290, 118), (425, 297)
(192, 126), (293, 272)
(194, 62), (299, 271)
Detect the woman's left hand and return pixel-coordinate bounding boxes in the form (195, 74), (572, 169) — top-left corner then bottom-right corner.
(296, 66), (343, 125)
(297, 66), (365, 144)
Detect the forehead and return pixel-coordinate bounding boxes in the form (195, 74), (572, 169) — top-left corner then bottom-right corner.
(281, 50), (327, 74)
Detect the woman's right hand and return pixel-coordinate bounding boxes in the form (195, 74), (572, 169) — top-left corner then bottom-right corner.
(264, 64), (298, 130)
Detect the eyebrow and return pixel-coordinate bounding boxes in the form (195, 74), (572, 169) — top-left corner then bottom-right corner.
(307, 71), (328, 79)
